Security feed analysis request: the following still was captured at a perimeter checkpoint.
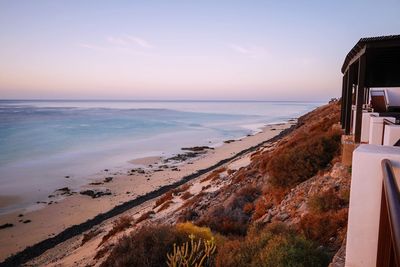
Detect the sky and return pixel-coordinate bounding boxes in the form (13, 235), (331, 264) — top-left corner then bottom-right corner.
(0, 1), (399, 101)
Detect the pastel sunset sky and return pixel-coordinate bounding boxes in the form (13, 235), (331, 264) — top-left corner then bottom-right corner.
(0, 0), (399, 100)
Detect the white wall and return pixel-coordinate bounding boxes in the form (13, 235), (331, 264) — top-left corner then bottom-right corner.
(383, 125), (400, 146)
(386, 88), (400, 107)
(345, 145), (400, 267)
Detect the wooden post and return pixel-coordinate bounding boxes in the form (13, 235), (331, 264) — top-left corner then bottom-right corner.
(354, 54), (366, 143)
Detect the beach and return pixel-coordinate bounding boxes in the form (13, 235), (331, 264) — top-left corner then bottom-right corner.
(0, 121), (294, 262)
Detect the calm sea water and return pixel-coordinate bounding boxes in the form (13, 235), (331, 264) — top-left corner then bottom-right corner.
(0, 100), (321, 213)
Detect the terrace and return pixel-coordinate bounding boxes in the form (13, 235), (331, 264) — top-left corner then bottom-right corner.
(340, 35), (400, 267)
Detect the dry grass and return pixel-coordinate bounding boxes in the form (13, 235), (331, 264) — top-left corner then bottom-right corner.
(181, 191), (193, 200)
(135, 210), (155, 224)
(81, 228), (102, 246)
(99, 216), (133, 247)
(172, 183), (190, 194)
(157, 200), (174, 212)
(154, 191), (173, 208)
(201, 167), (226, 182)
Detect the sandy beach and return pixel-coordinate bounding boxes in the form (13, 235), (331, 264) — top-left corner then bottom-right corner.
(0, 121), (294, 262)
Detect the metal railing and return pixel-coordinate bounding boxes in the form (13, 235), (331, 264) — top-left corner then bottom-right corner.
(377, 159), (400, 266)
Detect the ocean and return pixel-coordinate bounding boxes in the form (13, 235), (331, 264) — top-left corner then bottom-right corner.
(0, 100), (321, 213)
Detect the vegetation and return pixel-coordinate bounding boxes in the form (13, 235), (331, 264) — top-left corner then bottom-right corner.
(196, 185), (261, 235)
(99, 216), (133, 246)
(215, 223), (329, 267)
(101, 223), (215, 267)
(167, 235), (216, 267)
(267, 128), (341, 188)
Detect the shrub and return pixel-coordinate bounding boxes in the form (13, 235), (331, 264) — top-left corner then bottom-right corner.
(215, 222), (328, 267)
(100, 224), (187, 267)
(154, 191), (174, 208)
(158, 200), (174, 212)
(201, 167), (226, 182)
(81, 228), (102, 246)
(173, 184), (191, 194)
(258, 234), (329, 267)
(196, 185), (261, 235)
(101, 223), (215, 267)
(267, 129), (341, 188)
(181, 191), (193, 200)
(243, 203), (254, 215)
(297, 209), (348, 246)
(308, 189), (343, 213)
(99, 216), (133, 246)
(135, 210), (155, 224)
(176, 222), (213, 241)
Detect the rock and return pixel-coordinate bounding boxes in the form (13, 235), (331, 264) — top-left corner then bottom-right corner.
(104, 169), (109, 172)
(64, 175), (70, 178)
(22, 220), (31, 224)
(89, 182), (103, 185)
(80, 189), (112, 198)
(18, 214), (24, 217)
(278, 212), (289, 221)
(224, 140), (235, 144)
(104, 177), (113, 183)
(48, 194), (55, 198)
(0, 223), (14, 229)
(181, 146), (214, 152)
(56, 187), (70, 192)
(171, 167), (180, 171)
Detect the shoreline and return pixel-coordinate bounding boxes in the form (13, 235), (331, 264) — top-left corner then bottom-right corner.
(0, 121), (296, 265)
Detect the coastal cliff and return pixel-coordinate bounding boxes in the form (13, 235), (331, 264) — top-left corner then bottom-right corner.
(20, 101), (348, 267)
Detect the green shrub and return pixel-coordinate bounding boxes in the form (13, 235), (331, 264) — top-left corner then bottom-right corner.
(258, 234), (329, 267)
(215, 222), (328, 267)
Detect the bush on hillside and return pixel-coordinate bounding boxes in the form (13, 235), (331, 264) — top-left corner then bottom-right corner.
(308, 188), (343, 214)
(297, 209), (348, 247)
(100, 223), (215, 267)
(215, 222), (329, 267)
(267, 129), (341, 188)
(196, 185), (261, 235)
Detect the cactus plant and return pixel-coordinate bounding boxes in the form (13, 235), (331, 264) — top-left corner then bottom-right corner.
(166, 234), (216, 267)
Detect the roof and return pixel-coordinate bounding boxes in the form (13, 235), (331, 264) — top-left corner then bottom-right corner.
(341, 34), (400, 73)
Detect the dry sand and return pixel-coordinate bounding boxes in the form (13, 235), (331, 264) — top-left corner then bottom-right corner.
(0, 122), (294, 262)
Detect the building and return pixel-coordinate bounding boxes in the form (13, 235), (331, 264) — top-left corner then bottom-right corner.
(340, 35), (400, 267)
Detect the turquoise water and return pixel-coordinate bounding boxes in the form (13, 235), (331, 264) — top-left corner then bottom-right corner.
(0, 100), (321, 213)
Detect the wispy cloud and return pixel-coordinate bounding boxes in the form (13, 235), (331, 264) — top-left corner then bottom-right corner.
(78, 43), (105, 51)
(124, 35), (153, 48)
(78, 34), (154, 55)
(228, 43), (266, 58)
(107, 34), (154, 48)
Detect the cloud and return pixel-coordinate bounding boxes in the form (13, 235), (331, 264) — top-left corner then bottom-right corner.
(78, 35), (154, 56)
(107, 35), (153, 48)
(228, 43), (266, 58)
(124, 35), (153, 48)
(78, 43), (105, 51)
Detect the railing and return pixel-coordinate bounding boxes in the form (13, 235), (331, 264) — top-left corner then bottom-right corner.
(377, 159), (400, 266)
